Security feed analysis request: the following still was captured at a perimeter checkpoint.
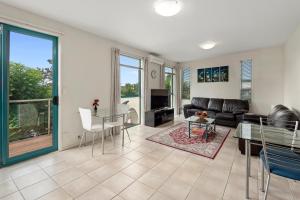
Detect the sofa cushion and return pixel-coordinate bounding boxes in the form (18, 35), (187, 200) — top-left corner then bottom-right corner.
(222, 99), (249, 113)
(216, 112), (235, 120)
(208, 98), (224, 112)
(187, 108), (202, 116)
(191, 97), (209, 110)
(207, 111), (216, 118)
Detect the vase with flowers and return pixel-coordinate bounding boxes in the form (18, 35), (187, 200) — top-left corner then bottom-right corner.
(92, 99), (99, 114)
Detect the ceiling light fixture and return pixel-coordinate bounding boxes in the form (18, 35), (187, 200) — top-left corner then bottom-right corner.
(199, 41), (217, 50)
(154, 0), (182, 17)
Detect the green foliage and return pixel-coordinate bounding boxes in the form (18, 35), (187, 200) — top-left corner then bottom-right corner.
(164, 74), (172, 92)
(9, 62), (52, 100)
(8, 62), (52, 142)
(182, 81), (190, 99)
(121, 83), (139, 98)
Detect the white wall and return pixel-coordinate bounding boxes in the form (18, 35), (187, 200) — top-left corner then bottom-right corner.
(181, 47), (284, 114)
(284, 25), (300, 115)
(0, 3), (174, 150)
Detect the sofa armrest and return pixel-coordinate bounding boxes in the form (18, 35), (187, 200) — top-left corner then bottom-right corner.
(233, 109), (248, 115)
(183, 104), (193, 118)
(242, 113), (267, 124)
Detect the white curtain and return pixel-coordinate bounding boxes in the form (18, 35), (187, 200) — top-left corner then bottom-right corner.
(175, 64), (182, 115)
(160, 65), (165, 89)
(110, 48), (121, 118)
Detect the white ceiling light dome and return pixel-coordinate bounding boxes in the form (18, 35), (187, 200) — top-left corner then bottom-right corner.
(199, 41), (217, 50)
(154, 0), (182, 17)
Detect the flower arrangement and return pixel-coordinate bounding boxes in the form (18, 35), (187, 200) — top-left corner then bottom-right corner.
(92, 99), (99, 111)
(195, 111), (208, 119)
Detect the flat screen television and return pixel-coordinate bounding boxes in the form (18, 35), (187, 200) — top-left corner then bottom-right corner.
(151, 89), (170, 110)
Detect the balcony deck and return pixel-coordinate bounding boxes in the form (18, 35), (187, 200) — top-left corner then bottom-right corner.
(9, 134), (52, 157)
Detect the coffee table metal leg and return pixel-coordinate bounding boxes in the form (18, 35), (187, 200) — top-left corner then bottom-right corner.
(205, 124), (208, 141)
(214, 122), (216, 132)
(189, 121), (191, 138)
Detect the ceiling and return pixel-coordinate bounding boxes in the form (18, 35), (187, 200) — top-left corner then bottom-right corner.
(1, 0), (300, 62)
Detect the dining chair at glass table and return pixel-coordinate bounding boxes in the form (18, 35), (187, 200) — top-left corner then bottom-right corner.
(106, 104), (140, 143)
(105, 104), (132, 143)
(93, 106), (129, 154)
(78, 108), (114, 156)
(259, 117), (300, 200)
(235, 119), (300, 199)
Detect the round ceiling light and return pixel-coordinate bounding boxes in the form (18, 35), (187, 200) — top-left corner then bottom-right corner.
(199, 41), (217, 50)
(154, 0), (182, 17)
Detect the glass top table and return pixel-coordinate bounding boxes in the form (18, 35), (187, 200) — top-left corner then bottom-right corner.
(93, 107), (128, 154)
(234, 122), (300, 199)
(185, 116), (216, 141)
(234, 123), (300, 148)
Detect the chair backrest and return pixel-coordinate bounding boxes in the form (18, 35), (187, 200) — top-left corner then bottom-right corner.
(127, 108), (139, 124)
(117, 104), (129, 114)
(79, 107), (92, 131)
(259, 117), (299, 173)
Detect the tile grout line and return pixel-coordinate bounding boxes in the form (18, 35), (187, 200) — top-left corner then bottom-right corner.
(220, 146), (238, 200)
(63, 139), (172, 199)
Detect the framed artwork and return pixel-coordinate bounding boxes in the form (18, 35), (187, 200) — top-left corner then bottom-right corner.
(205, 68), (212, 82)
(197, 68), (205, 82)
(220, 66), (229, 82)
(212, 67), (220, 82)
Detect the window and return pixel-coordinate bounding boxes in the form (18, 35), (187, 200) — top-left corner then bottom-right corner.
(164, 67), (175, 107)
(182, 67), (191, 99)
(241, 59), (252, 103)
(120, 54), (142, 124)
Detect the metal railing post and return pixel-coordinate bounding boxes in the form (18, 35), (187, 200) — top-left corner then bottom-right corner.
(48, 98), (51, 135)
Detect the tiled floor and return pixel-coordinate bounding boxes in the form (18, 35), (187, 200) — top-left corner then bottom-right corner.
(0, 117), (299, 200)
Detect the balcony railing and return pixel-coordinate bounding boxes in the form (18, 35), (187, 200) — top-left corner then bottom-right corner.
(9, 98), (52, 143)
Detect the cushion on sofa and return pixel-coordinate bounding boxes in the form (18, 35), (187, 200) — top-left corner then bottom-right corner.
(216, 112), (235, 120)
(222, 99), (249, 113)
(207, 111), (216, 118)
(208, 98), (224, 112)
(187, 108), (202, 116)
(191, 97), (209, 110)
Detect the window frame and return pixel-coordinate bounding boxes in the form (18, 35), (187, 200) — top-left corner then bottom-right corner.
(164, 66), (176, 107)
(181, 67), (191, 100)
(240, 59), (252, 104)
(119, 54), (142, 124)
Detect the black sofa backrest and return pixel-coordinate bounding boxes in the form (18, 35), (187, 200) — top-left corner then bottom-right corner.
(208, 98), (224, 112)
(222, 99), (249, 113)
(191, 97), (209, 110)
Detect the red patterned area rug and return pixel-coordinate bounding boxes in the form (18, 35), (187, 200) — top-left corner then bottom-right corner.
(146, 122), (231, 159)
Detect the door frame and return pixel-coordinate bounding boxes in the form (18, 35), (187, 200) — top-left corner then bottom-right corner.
(119, 53), (142, 125)
(0, 23), (59, 166)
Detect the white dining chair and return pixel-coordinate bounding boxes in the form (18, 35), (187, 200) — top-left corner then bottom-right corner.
(106, 104), (132, 142)
(78, 107), (114, 156)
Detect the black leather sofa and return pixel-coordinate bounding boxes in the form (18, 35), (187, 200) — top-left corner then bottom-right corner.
(239, 104), (300, 155)
(184, 97), (249, 127)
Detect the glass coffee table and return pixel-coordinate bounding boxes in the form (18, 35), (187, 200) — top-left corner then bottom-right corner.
(185, 116), (216, 141)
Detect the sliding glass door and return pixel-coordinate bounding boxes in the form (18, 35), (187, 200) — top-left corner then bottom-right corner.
(0, 24), (58, 166)
(120, 54), (142, 124)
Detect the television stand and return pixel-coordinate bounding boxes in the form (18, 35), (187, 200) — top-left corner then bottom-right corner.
(145, 107), (174, 127)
